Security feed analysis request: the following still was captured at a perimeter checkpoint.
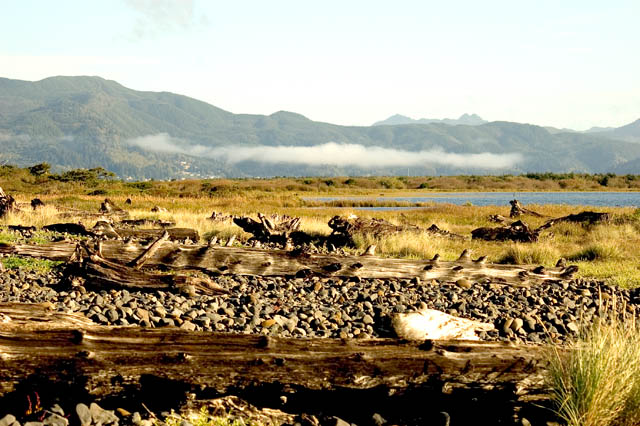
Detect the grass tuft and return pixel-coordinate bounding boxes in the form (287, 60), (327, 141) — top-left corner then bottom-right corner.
(547, 313), (640, 426)
(497, 244), (560, 265)
(567, 243), (622, 262)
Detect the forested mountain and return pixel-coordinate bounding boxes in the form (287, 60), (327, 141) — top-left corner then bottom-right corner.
(1, 76), (639, 179)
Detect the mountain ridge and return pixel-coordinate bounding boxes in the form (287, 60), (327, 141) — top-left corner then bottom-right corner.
(1, 76), (640, 179)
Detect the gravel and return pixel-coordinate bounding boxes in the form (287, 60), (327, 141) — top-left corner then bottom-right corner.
(1, 265), (637, 345)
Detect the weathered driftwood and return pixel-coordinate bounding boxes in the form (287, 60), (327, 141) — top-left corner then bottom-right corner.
(208, 211), (234, 222)
(151, 205), (168, 213)
(233, 213), (302, 243)
(510, 200), (545, 218)
(488, 214), (512, 225)
(0, 303), (553, 399)
(0, 187), (17, 218)
(392, 305), (495, 340)
(471, 220), (541, 243)
(66, 244), (227, 296)
(99, 198), (126, 215)
(477, 209), (612, 243)
(0, 241), (579, 285)
(543, 211), (611, 226)
(45, 221), (198, 242)
(115, 227), (199, 242)
(120, 218), (175, 228)
(43, 222), (95, 236)
(328, 215), (464, 243)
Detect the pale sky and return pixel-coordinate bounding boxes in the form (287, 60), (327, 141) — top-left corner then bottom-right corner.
(1, 0), (639, 130)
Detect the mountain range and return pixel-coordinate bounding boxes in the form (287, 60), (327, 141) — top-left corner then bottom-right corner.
(1, 76), (640, 180)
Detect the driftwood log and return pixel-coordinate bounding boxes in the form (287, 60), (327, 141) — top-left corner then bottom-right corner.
(0, 303), (553, 401)
(120, 218), (176, 228)
(510, 200), (544, 218)
(0, 187), (17, 218)
(328, 215), (464, 244)
(209, 211), (234, 222)
(472, 220), (542, 243)
(543, 211), (611, 226)
(233, 213), (302, 243)
(0, 241), (579, 285)
(99, 198), (126, 216)
(65, 242), (227, 296)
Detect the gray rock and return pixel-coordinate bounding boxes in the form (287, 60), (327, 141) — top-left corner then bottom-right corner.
(90, 402), (119, 425)
(0, 415), (16, 426)
(50, 404), (64, 416)
(328, 417), (350, 426)
(372, 413), (387, 425)
(43, 414), (68, 426)
(76, 403), (92, 426)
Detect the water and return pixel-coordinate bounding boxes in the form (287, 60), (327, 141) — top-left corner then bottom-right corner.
(308, 192), (640, 209)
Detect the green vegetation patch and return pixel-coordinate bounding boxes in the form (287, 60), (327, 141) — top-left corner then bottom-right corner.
(1, 256), (62, 272)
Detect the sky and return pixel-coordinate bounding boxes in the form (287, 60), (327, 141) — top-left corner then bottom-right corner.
(1, 0), (639, 130)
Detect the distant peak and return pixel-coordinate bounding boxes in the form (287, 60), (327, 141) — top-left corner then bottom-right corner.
(374, 113), (486, 126)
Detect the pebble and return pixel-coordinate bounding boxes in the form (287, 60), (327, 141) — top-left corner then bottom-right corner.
(0, 264), (637, 346)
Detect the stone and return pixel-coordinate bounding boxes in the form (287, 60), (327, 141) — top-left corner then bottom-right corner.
(0, 415), (16, 426)
(566, 321), (579, 333)
(372, 412), (387, 425)
(76, 404), (92, 426)
(261, 319), (276, 328)
(90, 402), (119, 425)
(456, 278), (473, 289)
(328, 417), (350, 426)
(50, 404), (64, 416)
(43, 414), (69, 426)
(362, 314), (374, 325)
(180, 321), (197, 331)
(510, 318), (524, 332)
(131, 412), (142, 425)
(25, 422), (45, 426)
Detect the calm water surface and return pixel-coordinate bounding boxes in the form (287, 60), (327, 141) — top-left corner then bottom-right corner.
(308, 192), (640, 208)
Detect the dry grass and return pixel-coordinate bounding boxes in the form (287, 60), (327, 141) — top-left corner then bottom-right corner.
(547, 307), (640, 426)
(3, 192), (640, 287)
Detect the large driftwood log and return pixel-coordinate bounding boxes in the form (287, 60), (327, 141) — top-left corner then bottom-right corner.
(114, 227), (199, 242)
(543, 211), (611, 226)
(66, 243), (227, 296)
(119, 218), (176, 228)
(510, 200), (545, 218)
(0, 303), (553, 399)
(328, 215), (464, 243)
(0, 187), (17, 218)
(471, 220), (541, 243)
(0, 241), (579, 285)
(233, 213), (302, 243)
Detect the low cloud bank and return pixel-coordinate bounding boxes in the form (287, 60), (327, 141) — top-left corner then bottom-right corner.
(127, 133), (522, 169)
